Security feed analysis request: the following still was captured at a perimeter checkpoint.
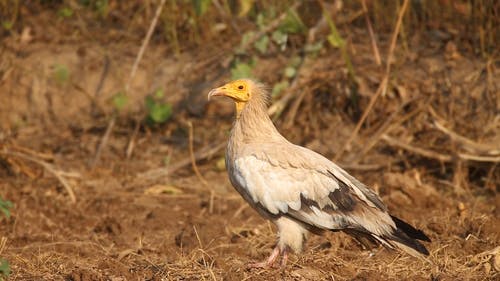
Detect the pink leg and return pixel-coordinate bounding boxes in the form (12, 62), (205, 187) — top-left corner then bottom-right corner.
(280, 248), (289, 268)
(248, 246), (280, 268)
(248, 246), (291, 269)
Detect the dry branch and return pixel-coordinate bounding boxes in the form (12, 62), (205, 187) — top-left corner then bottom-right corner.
(134, 142), (225, 185)
(187, 121), (209, 187)
(361, 0), (382, 66)
(381, 134), (453, 162)
(335, 0), (410, 161)
(433, 120), (500, 156)
(382, 135), (500, 163)
(354, 97), (426, 162)
(1, 150), (78, 203)
(92, 0), (167, 168)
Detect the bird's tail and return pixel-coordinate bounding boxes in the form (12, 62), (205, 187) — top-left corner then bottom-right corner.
(346, 215), (430, 258)
(382, 215), (431, 257)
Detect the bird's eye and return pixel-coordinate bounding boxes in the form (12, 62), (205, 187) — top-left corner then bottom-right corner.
(238, 85), (244, 90)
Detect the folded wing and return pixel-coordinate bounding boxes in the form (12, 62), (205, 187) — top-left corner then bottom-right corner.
(232, 143), (429, 256)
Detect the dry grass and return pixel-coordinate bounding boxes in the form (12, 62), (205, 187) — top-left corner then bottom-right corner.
(0, 1), (499, 280)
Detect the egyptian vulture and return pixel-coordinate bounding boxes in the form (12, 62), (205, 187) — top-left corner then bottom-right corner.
(208, 79), (430, 268)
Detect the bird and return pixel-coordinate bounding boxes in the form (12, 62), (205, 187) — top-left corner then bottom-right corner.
(208, 79), (430, 268)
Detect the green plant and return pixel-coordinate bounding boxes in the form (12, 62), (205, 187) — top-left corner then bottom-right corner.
(279, 9), (305, 34)
(0, 197), (12, 219)
(271, 80), (288, 98)
(95, 0), (109, 17)
(57, 7), (73, 18)
(230, 58), (255, 80)
(1, 21), (13, 30)
(53, 64), (70, 84)
(192, 0), (211, 16)
(324, 10), (355, 81)
(111, 91), (128, 112)
(0, 259), (10, 281)
(78, 0), (109, 18)
(144, 89), (172, 125)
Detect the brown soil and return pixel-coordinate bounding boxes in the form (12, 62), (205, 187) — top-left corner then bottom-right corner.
(1, 5), (499, 281)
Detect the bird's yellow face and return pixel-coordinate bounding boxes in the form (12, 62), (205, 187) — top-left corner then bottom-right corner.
(208, 80), (252, 117)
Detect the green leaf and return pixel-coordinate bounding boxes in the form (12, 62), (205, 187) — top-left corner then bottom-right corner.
(58, 7), (74, 18)
(271, 30), (288, 50)
(284, 67), (296, 78)
(145, 96), (172, 124)
(324, 9), (345, 49)
(144, 95), (155, 110)
(53, 64), (69, 84)
(279, 9), (305, 34)
(237, 0), (255, 17)
(236, 31), (255, 54)
(254, 35), (269, 54)
(327, 33), (344, 48)
(271, 80), (289, 98)
(1, 21), (13, 30)
(0, 259), (10, 278)
(150, 104), (172, 123)
(289, 56), (302, 68)
(154, 88), (165, 99)
(231, 62), (253, 80)
(79, 0), (91, 6)
(163, 156), (171, 167)
(305, 41), (324, 54)
(95, 0), (109, 17)
(192, 0), (211, 16)
(256, 13), (266, 30)
(0, 197), (12, 219)
(112, 92), (128, 111)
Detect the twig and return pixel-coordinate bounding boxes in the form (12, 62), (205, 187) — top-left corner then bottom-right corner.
(282, 0), (345, 127)
(92, 0), (167, 168)
(384, 0), (410, 75)
(9, 143), (54, 161)
(382, 135), (500, 163)
(94, 55), (110, 99)
(334, 0), (410, 161)
(456, 153), (500, 162)
(268, 1), (323, 119)
(433, 120), (500, 155)
(334, 76), (388, 161)
(211, 0), (240, 33)
(187, 121), (209, 187)
(267, 63), (304, 118)
(361, 0), (382, 65)
(2, 150), (77, 203)
(126, 0), (166, 93)
(135, 142), (225, 185)
(71, 82), (107, 116)
(271, 1), (364, 123)
(91, 55), (110, 116)
(381, 134), (452, 162)
(90, 115), (115, 168)
(193, 225), (204, 249)
(0, 237), (6, 256)
(354, 97), (425, 161)
(125, 117), (142, 159)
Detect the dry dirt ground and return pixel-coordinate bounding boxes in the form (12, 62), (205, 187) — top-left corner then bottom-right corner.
(1, 11), (499, 281)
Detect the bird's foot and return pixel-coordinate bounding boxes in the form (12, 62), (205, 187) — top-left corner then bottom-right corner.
(248, 246), (289, 269)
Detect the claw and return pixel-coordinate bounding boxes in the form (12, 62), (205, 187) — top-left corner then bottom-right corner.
(248, 246), (289, 269)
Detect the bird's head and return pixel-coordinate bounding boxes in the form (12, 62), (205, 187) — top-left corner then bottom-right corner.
(208, 79), (266, 118)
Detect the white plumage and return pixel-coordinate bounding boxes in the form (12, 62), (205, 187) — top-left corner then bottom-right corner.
(209, 79), (430, 268)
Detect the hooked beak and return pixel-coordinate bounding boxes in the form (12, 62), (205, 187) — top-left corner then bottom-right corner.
(207, 87), (227, 100)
